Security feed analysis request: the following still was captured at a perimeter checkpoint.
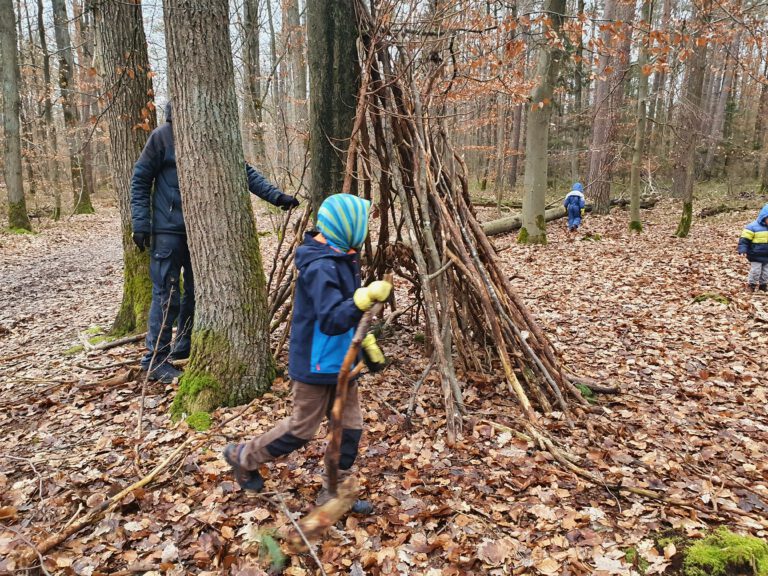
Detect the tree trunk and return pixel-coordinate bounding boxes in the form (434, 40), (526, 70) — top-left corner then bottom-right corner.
(51, 0), (95, 214)
(266, 0), (288, 187)
(673, 3), (709, 237)
(519, 0), (566, 244)
(92, 0), (156, 337)
(752, 57), (768, 180)
(508, 103), (522, 189)
(629, 0), (653, 233)
(493, 92), (507, 216)
(1, 0), (31, 231)
(307, 0), (359, 213)
(286, 0), (308, 137)
(163, 0), (275, 415)
(242, 0), (266, 168)
(37, 0), (62, 220)
(73, 0), (98, 204)
(703, 33), (741, 179)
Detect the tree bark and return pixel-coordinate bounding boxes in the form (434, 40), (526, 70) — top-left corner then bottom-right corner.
(286, 0), (308, 135)
(163, 0), (275, 414)
(673, 3), (710, 237)
(519, 0), (566, 244)
(1, 0), (31, 231)
(92, 0), (156, 337)
(629, 0), (653, 233)
(51, 0), (95, 214)
(307, 0), (359, 213)
(242, 0), (266, 168)
(36, 0), (62, 219)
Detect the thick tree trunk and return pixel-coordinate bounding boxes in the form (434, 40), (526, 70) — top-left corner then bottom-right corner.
(51, 0), (95, 214)
(629, 0), (653, 233)
(493, 92), (507, 216)
(242, 0), (266, 168)
(508, 103), (522, 189)
(673, 4), (709, 237)
(307, 0), (359, 212)
(286, 0), (308, 134)
(519, 0), (566, 244)
(36, 0), (62, 220)
(73, 1), (98, 205)
(92, 0), (156, 337)
(1, 0), (31, 231)
(163, 0), (275, 415)
(752, 58), (768, 180)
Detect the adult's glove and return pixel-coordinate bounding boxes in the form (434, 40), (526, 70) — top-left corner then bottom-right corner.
(361, 333), (386, 373)
(278, 194), (300, 211)
(353, 280), (392, 311)
(132, 231), (150, 252)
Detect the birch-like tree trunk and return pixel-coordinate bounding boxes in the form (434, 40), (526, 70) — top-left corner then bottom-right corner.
(51, 0), (95, 214)
(519, 0), (566, 244)
(1, 0), (31, 230)
(307, 0), (359, 212)
(163, 0), (275, 415)
(92, 0), (156, 336)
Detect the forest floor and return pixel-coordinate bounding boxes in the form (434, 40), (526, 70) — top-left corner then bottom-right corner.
(1, 195), (767, 576)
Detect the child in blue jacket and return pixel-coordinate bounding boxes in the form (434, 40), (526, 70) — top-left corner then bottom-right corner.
(223, 194), (390, 514)
(738, 203), (768, 292)
(563, 182), (586, 231)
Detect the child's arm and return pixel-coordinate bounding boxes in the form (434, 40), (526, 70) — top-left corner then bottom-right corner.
(304, 261), (364, 336)
(738, 228), (752, 255)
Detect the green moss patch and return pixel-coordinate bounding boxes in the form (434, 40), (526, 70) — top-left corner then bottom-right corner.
(684, 528), (768, 576)
(5, 227), (35, 235)
(64, 345), (84, 356)
(171, 372), (222, 421)
(185, 411), (213, 432)
(629, 220), (643, 233)
(581, 232), (602, 241)
(692, 292), (730, 305)
(625, 547), (649, 575)
(575, 383), (596, 401)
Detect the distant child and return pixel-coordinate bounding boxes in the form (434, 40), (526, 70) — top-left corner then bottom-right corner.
(563, 182), (586, 232)
(223, 193), (390, 514)
(738, 203), (768, 292)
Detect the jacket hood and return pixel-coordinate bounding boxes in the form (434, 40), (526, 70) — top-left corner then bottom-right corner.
(757, 204), (768, 225)
(164, 101), (172, 122)
(295, 232), (355, 271)
(572, 182), (584, 192)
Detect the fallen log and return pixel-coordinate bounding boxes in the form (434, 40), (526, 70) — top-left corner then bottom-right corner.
(482, 197), (659, 237)
(698, 204), (749, 218)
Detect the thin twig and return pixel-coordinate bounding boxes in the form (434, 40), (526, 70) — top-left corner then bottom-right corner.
(0, 522), (52, 576)
(0, 455), (44, 501)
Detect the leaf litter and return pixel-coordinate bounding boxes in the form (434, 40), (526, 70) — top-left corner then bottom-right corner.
(0, 200), (766, 574)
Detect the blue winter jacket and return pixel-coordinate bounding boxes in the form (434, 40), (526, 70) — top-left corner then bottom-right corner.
(738, 204), (768, 263)
(131, 102), (289, 235)
(288, 232), (364, 385)
(563, 190), (586, 211)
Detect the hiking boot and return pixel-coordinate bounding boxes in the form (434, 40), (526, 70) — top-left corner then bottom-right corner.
(759, 284), (767, 292)
(169, 348), (190, 361)
(223, 444), (264, 491)
(143, 362), (182, 383)
(748, 283), (758, 292)
(316, 487), (374, 515)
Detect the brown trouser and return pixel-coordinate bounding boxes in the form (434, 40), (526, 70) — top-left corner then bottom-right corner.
(239, 380), (363, 485)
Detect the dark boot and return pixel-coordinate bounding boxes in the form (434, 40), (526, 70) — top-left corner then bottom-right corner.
(748, 283), (757, 292)
(760, 284), (767, 292)
(223, 444), (264, 491)
(143, 361), (182, 383)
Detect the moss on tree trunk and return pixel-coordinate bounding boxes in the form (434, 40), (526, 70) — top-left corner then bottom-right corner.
(629, 220), (643, 233)
(676, 200), (693, 237)
(171, 329), (275, 418)
(111, 245), (152, 336)
(8, 200), (32, 232)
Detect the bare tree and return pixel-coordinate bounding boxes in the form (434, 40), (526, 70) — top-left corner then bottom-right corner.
(1, 0), (32, 231)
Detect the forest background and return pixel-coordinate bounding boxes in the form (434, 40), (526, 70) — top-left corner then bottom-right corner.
(1, 0), (768, 574)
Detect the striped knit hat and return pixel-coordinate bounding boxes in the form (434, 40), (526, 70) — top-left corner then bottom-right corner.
(316, 194), (371, 253)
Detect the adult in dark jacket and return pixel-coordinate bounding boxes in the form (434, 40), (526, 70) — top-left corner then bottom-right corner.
(738, 203), (768, 292)
(130, 102), (299, 382)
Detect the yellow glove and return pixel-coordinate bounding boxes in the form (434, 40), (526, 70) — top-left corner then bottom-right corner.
(580, 208), (585, 216)
(353, 280), (392, 311)
(361, 333), (386, 372)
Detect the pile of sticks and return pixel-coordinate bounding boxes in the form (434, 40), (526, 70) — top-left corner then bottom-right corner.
(348, 1), (592, 442)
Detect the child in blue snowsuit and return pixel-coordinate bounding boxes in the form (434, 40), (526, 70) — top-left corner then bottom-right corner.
(223, 193), (391, 514)
(563, 183), (586, 231)
(738, 203), (768, 292)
